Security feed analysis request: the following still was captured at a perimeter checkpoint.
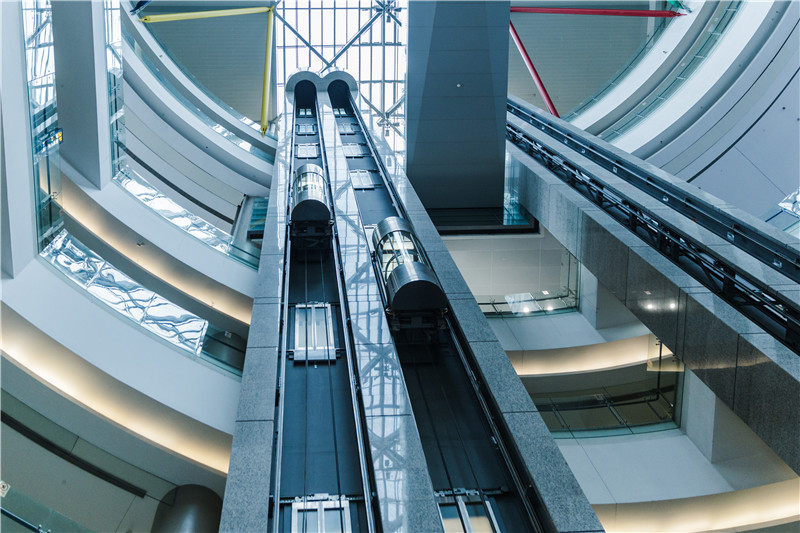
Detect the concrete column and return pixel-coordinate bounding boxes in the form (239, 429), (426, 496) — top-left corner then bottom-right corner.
(51, 0), (112, 189)
(406, 1), (510, 209)
(152, 485), (222, 533)
(219, 193), (283, 532)
(1, 1), (38, 278)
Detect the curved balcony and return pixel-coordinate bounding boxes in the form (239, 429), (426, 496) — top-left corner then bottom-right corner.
(120, 4), (276, 156)
(40, 230), (246, 374)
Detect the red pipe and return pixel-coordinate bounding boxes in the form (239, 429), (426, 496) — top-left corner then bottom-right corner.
(510, 7), (683, 17)
(509, 21), (559, 117)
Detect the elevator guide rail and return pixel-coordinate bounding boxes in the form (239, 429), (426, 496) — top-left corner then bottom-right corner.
(506, 102), (799, 355)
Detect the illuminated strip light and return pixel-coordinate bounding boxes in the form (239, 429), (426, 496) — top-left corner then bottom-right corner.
(594, 478), (800, 532)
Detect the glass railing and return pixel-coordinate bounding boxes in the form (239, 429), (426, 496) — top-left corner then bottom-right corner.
(2, 488), (91, 533)
(101, 3), (259, 269)
(121, 28), (275, 163)
(112, 166), (260, 268)
(476, 250), (580, 316)
(562, 14), (675, 121)
(599, 1), (743, 142)
(41, 230), (245, 374)
(533, 354), (684, 438)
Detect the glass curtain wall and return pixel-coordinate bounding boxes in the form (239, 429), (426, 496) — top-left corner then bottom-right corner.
(21, 0), (63, 250)
(274, 0), (407, 154)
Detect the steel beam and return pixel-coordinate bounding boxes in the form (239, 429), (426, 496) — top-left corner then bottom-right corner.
(510, 7), (683, 17)
(260, 7), (275, 136)
(508, 21), (559, 117)
(139, 6), (269, 23)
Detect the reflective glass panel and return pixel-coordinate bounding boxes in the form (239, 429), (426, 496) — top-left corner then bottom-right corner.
(439, 505), (465, 533)
(324, 509), (345, 533)
(298, 509), (319, 533)
(465, 503), (494, 533)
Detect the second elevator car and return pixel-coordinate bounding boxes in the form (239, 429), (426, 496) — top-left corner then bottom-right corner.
(372, 216), (447, 312)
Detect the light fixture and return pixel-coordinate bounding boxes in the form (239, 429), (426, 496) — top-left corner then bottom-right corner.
(522, 306), (530, 313)
(669, 302), (677, 310)
(646, 303), (654, 310)
(542, 290), (549, 295)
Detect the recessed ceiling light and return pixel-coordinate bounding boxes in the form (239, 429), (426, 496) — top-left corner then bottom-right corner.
(542, 290), (549, 295)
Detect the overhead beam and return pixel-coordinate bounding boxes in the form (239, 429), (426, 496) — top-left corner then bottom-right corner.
(139, 6), (269, 23)
(510, 7), (683, 17)
(508, 21), (559, 117)
(260, 7), (275, 136)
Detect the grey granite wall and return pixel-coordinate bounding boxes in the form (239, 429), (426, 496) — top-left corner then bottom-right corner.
(366, 111), (604, 532)
(507, 139), (800, 475)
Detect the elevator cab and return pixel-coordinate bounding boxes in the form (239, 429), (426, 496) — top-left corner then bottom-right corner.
(372, 216), (447, 312)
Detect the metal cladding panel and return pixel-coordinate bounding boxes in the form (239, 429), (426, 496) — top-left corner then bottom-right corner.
(386, 262), (448, 311)
(290, 194), (331, 223)
(406, 1), (510, 209)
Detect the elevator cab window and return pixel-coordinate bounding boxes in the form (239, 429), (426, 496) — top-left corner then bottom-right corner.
(376, 229), (420, 282)
(292, 304), (338, 362)
(297, 108), (314, 117)
(333, 108), (351, 117)
(293, 165), (326, 200)
(290, 497), (352, 533)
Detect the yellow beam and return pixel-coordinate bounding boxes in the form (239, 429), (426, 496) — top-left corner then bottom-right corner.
(260, 7), (275, 136)
(140, 6), (269, 23)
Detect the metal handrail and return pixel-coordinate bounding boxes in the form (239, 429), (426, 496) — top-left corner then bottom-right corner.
(507, 102), (800, 354)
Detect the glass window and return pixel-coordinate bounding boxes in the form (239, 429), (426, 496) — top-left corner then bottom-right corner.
(293, 304), (337, 361)
(437, 495), (500, 533)
(343, 143), (366, 157)
(337, 122), (359, 134)
(297, 123), (317, 135)
(324, 509), (345, 533)
(439, 504), (465, 533)
(297, 509), (319, 533)
(296, 143), (320, 158)
(297, 108), (314, 117)
(290, 498), (351, 533)
(350, 170), (375, 190)
(465, 503), (494, 533)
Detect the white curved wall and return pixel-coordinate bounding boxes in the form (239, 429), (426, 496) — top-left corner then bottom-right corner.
(62, 159), (258, 319)
(571, 1), (799, 220)
(2, 258), (241, 435)
(123, 40), (273, 192)
(120, 6), (275, 157)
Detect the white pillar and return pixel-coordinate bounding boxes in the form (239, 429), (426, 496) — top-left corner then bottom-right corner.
(51, 0), (112, 189)
(1, 1), (38, 278)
